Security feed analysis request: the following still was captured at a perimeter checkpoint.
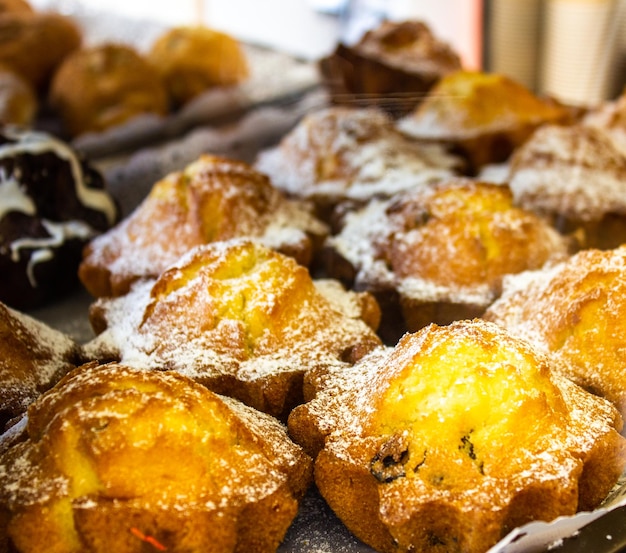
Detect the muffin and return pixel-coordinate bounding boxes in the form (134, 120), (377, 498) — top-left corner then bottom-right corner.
(397, 70), (573, 173)
(483, 246), (626, 418)
(148, 25), (249, 108)
(0, 65), (36, 126)
(255, 105), (462, 218)
(0, 11), (81, 91)
(79, 154), (329, 298)
(0, 362), (312, 553)
(0, 0), (33, 15)
(319, 19), (462, 118)
(0, 128), (119, 309)
(49, 43), (169, 137)
(0, 300), (83, 432)
(84, 239), (382, 420)
(325, 178), (573, 341)
(507, 123), (626, 250)
(288, 319), (626, 553)
(583, 87), (626, 157)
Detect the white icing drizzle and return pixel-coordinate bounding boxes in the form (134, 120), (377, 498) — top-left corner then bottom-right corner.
(10, 219), (96, 287)
(0, 129), (116, 225)
(0, 171), (35, 219)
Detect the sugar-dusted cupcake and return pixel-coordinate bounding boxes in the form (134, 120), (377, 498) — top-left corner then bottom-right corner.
(79, 155), (328, 298)
(325, 177), (573, 341)
(288, 319), (626, 553)
(0, 362), (312, 553)
(85, 239), (382, 420)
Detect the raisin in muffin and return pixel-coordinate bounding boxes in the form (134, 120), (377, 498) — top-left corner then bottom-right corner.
(288, 319), (626, 553)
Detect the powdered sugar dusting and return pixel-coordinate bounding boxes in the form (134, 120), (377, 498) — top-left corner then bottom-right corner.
(255, 106), (460, 204)
(84, 240), (381, 418)
(508, 125), (626, 222)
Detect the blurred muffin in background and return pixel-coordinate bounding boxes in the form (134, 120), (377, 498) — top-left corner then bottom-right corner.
(0, 0), (33, 15)
(397, 70), (574, 173)
(0, 65), (36, 126)
(0, 11), (81, 92)
(49, 43), (169, 136)
(149, 25), (249, 108)
(319, 20), (462, 118)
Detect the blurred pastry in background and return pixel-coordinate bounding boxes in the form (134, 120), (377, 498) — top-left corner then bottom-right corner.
(319, 19), (462, 118)
(0, 300), (84, 433)
(0, 11), (81, 92)
(148, 25), (249, 108)
(397, 70), (574, 173)
(0, 362), (313, 553)
(0, 128), (119, 309)
(255, 105), (462, 220)
(288, 319), (626, 553)
(324, 178), (572, 342)
(79, 155), (329, 298)
(85, 239), (382, 420)
(0, 65), (36, 126)
(507, 123), (626, 250)
(583, 87), (626, 158)
(0, 0), (33, 15)
(49, 43), (168, 137)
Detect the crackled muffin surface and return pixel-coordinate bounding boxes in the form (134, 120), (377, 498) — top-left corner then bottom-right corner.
(288, 319), (626, 553)
(85, 239), (382, 419)
(0, 362), (312, 553)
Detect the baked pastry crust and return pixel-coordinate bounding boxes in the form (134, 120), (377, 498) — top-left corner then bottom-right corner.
(0, 11), (81, 91)
(148, 25), (249, 107)
(49, 43), (169, 137)
(484, 246), (626, 418)
(0, 128), (119, 309)
(397, 70), (572, 172)
(0, 300), (83, 432)
(288, 319), (626, 553)
(0, 66), (36, 126)
(319, 20), (462, 117)
(583, 87), (626, 158)
(0, 362), (312, 553)
(0, 0), (33, 15)
(507, 123), (626, 250)
(255, 106), (461, 217)
(84, 239), (382, 420)
(325, 178), (572, 340)
(79, 154), (328, 298)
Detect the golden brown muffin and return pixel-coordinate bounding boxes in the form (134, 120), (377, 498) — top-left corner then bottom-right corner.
(0, 362), (313, 553)
(0, 0), (33, 14)
(319, 19), (462, 118)
(254, 106), (462, 218)
(325, 178), (573, 342)
(484, 246), (626, 418)
(507, 123), (626, 250)
(84, 239), (382, 420)
(0, 301), (83, 432)
(397, 70), (573, 173)
(49, 43), (169, 137)
(79, 154), (329, 298)
(288, 319), (626, 553)
(0, 66), (36, 126)
(0, 11), (81, 91)
(148, 25), (249, 108)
